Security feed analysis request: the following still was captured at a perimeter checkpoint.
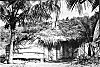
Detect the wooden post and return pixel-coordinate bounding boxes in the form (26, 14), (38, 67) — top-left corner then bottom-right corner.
(40, 58), (44, 63)
(48, 48), (49, 61)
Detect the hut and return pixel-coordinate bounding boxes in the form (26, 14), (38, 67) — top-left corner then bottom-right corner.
(34, 20), (85, 61)
(35, 29), (67, 61)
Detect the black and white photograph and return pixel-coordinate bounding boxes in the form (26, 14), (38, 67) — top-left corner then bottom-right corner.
(0, 0), (99, 67)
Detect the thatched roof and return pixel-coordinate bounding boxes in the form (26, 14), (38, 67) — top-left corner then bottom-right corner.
(35, 29), (67, 44)
(35, 20), (85, 45)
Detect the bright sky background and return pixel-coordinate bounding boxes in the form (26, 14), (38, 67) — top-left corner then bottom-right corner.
(0, 0), (99, 27)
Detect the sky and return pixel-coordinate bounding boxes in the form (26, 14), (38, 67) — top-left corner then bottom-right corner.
(0, 0), (99, 27)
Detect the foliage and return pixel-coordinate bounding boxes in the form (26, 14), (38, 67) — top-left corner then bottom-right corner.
(0, 0), (30, 30)
(30, 3), (51, 20)
(44, 0), (60, 12)
(66, 0), (99, 14)
(59, 18), (85, 40)
(59, 11), (99, 43)
(75, 12), (99, 42)
(0, 26), (10, 43)
(29, 0), (60, 22)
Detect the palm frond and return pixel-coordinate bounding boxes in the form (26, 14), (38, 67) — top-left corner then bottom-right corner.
(45, 0), (60, 12)
(76, 3), (83, 15)
(92, 0), (99, 11)
(30, 1), (52, 20)
(66, 0), (78, 10)
(65, 0), (99, 13)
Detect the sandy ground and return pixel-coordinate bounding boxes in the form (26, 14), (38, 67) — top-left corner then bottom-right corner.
(0, 62), (100, 67)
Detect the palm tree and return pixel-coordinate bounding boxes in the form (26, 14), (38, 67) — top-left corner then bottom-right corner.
(30, 0), (60, 24)
(45, 0), (99, 29)
(0, 0), (31, 63)
(45, 0), (99, 33)
(0, 0), (60, 63)
(41, 0), (60, 29)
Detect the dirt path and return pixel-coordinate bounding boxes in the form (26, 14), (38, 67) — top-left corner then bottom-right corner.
(0, 63), (99, 67)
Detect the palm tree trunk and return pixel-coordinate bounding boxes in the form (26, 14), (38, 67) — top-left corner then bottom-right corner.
(52, 0), (60, 29)
(55, 11), (59, 30)
(52, 12), (58, 29)
(8, 29), (14, 64)
(39, 0), (42, 23)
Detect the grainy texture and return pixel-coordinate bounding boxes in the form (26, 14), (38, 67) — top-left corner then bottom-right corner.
(0, 0), (99, 67)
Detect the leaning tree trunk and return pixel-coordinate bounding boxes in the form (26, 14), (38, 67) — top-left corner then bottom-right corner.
(8, 29), (14, 64)
(93, 20), (99, 42)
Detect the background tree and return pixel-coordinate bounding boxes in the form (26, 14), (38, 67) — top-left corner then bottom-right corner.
(29, 0), (60, 29)
(65, 0), (99, 43)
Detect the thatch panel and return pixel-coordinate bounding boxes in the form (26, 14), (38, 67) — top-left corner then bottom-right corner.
(35, 20), (86, 45)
